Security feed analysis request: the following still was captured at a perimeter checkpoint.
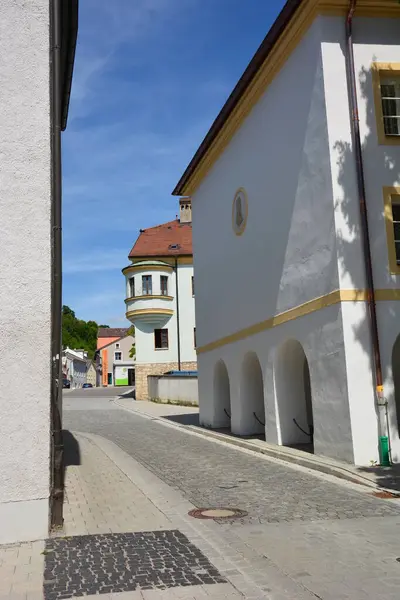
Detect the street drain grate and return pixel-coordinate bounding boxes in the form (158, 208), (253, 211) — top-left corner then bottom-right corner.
(188, 508), (248, 520)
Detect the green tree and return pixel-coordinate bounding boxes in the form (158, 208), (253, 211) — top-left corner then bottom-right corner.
(62, 305), (106, 358)
(127, 325), (136, 358)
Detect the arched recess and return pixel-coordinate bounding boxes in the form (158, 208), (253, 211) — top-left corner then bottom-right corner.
(240, 352), (266, 436)
(392, 336), (400, 436)
(213, 360), (231, 429)
(274, 339), (314, 451)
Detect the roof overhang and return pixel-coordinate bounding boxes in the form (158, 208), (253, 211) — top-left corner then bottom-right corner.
(60, 0), (79, 131)
(172, 0), (400, 197)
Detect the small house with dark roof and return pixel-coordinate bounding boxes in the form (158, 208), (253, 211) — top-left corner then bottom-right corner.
(122, 198), (197, 400)
(172, 0), (400, 467)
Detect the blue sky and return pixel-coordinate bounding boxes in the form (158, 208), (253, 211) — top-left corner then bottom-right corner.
(62, 0), (286, 326)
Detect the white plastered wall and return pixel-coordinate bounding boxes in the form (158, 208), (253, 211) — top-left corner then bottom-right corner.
(0, 0), (51, 542)
(322, 15), (400, 463)
(192, 17), (355, 463)
(131, 263), (196, 367)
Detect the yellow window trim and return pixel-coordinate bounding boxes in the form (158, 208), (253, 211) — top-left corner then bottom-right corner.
(372, 63), (400, 146)
(383, 186), (400, 274)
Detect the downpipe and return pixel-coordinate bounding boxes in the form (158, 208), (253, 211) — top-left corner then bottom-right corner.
(174, 258), (181, 370)
(345, 0), (391, 465)
(50, 0), (64, 527)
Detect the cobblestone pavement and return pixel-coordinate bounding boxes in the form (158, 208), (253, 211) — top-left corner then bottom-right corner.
(43, 531), (226, 599)
(65, 404), (400, 525)
(62, 396), (400, 599)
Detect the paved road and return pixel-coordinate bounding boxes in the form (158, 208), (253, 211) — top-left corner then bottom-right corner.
(63, 391), (400, 599)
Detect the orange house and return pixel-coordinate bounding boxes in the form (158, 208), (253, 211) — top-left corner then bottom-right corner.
(97, 327), (129, 350)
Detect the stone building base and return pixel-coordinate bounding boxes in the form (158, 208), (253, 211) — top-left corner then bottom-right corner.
(135, 362), (197, 401)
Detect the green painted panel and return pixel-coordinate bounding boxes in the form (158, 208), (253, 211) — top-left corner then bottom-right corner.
(115, 378), (129, 386)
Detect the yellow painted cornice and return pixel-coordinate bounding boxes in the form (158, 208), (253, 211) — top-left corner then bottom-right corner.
(124, 295), (173, 303)
(126, 308), (174, 319)
(123, 264), (174, 275)
(181, 0), (400, 196)
(196, 288), (400, 355)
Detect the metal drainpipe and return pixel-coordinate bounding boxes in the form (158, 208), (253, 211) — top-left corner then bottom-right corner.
(345, 0), (391, 465)
(50, 0), (64, 527)
(174, 258), (181, 371)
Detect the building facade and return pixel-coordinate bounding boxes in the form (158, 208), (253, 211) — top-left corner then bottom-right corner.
(99, 334), (135, 387)
(123, 199), (197, 400)
(86, 360), (97, 387)
(62, 349), (88, 389)
(97, 327), (130, 350)
(173, 1), (400, 466)
(0, 0), (77, 543)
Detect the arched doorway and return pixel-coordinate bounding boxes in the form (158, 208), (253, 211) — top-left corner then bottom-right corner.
(274, 339), (314, 452)
(392, 336), (400, 436)
(213, 360), (231, 429)
(240, 352), (265, 436)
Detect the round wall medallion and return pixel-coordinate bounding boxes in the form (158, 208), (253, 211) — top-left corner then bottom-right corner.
(232, 188), (248, 236)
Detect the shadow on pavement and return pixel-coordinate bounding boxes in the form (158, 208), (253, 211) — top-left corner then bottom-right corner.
(118, 388), (136, 399)
(357, 464), (400, 491)
(63, 430), (81, 468)
(163, 413), (200, 426)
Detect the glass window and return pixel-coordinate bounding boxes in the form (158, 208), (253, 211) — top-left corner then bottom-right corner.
(142, 275), (152, 295)
(154, 328), (168, 349)
(160, 275), (168, 296)
(381, 77), (400, 136)
(129, 278), (135, 297)
(393, 202), (400, 264)
(114, 352), (122, 361)
(191, 276), (195, 296)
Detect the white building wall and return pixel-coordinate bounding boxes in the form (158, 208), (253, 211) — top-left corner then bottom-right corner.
(191, 15), (377, 464)
(192, 17), (339, 351)
(0, 0), (51, 542)
(131, 264), (196, 367)
(322, 15), (400, 463)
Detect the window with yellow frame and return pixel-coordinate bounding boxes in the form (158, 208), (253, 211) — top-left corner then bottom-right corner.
(372, 63), (400, 145)
(383, 187), (400, 274)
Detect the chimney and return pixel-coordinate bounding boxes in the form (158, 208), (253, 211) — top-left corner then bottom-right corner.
(179, 197), (192, 223)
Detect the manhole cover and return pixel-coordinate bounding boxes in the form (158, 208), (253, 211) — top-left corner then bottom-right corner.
(188, 508), (248, 520)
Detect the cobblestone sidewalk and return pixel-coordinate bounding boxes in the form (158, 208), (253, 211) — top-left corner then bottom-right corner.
(1, 431), (293, 600)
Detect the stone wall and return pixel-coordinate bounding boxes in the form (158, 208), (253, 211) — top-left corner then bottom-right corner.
(135, 361), (197, 400)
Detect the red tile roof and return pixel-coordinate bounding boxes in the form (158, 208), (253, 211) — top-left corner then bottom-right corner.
(128, 219), (192, 258)
(98, 327), (130, 339)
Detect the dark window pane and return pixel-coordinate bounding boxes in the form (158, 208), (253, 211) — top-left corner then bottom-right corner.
(129, 278), (135, 297)
(381, 84), (396, 98)
(384, 116), (400, 135)
(142, 275), (152, 295)
(394, 222), (400, 241)
(160, 275), (168, 295)
(395, 242), (400, 265)
(392, 204), (400, 222)
(154, 328), (168, 349)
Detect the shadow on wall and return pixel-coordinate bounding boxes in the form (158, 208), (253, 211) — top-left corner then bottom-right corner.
(335, 56), (400, 461)
(63, 430), (81, 469)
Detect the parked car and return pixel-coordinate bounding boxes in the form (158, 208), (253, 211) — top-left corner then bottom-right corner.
(62, 379), (71, 389)
(82, 383), (93, 389)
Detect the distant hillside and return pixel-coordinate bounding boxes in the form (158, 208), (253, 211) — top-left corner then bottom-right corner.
(62, 305), (104, 358)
